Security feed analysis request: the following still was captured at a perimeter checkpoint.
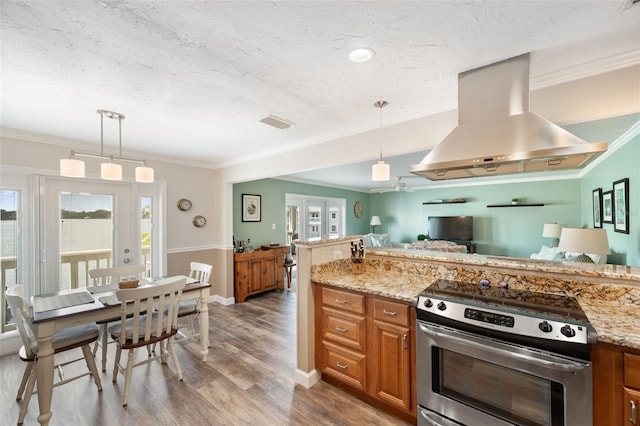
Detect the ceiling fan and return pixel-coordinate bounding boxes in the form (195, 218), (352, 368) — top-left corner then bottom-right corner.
(371, 176), (415, 193)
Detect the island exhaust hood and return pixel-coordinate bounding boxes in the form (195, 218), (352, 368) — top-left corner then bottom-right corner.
(409, 53), (608, 180)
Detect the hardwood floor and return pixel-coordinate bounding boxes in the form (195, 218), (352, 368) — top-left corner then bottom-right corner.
(1, 290), (410, 425)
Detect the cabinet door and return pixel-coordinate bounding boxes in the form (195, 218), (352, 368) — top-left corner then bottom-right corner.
(234, 260), (250, 303)
(372, 319), (411, 411)
(262, 257), (277, 291)
(624, 387), (640, 426)
(249, 259), (263, 293)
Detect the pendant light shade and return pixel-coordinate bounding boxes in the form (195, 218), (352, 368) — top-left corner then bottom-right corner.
(371, 100), (390, 181)
(60, 157), (85, 178)
(372, 160), (390, 181)
(59, 109), (154, 182)
(135, 165), (154, 183)
(101, 162), (122, 180)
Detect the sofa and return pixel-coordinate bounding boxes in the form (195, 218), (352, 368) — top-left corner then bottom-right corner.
(530, 245), (607, 264)
(361, 233), (412, 249)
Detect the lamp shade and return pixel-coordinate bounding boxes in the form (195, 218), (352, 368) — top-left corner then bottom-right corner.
(101, 162), (122, 181)
(372, 161), (390, 181)
(558, 228), (611, 256)
(542, 223), (565, 239)
(135, 166), (154, 183)
(60, 158), (85, 178)
(370, 216), (382, 226)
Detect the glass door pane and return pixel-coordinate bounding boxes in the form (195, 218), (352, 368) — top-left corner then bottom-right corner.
(307, 205), (322, 240)
(1, 190), (19, 332)
(141, 196), (152, 277)
(60, 192), (114, 289)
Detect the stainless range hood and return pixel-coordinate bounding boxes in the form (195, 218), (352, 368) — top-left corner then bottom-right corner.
(410, 53), (608, 180)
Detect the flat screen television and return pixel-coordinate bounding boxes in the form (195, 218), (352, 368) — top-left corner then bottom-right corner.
(428, 216), (473, 242)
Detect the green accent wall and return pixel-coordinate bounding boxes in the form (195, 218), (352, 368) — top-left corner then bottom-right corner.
(580, 134), (639, 265)
(233, 179), (370, 246)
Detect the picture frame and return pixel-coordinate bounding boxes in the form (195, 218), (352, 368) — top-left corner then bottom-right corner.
(602, 190), (614, 224)
(241, 194), (261, 222)
(613, 178), (629, 234)
(592, 188), (602, 228)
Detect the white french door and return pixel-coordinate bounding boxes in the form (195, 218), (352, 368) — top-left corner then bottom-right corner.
(39, 176), (156, 294)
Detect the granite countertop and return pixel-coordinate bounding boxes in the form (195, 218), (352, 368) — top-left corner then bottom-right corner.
(311, 259), (640, 350)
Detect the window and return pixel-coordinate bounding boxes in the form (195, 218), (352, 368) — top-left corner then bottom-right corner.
(1, 190), (19, 332)
(285, 194), (345, 241)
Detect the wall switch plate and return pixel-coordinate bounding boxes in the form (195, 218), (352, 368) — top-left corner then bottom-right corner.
(272, 223), (276, 230)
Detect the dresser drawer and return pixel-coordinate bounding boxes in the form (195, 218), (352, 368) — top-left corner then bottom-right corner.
(373, 298), (410, 327)
(321, 340), (366, 391)
(321, 287), (366, 315)
(624, 353), (640, 389)
(321, 307), (366, 352)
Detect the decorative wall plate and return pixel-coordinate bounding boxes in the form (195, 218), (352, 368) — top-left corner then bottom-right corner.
(192, 215), (207, 227)
(177, 198), (192, 211)
(353, 200), (363, 218)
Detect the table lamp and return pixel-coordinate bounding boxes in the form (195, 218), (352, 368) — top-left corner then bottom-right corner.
(558, 228), (610, 263)
(542, 223), (565, 247)
(370, 216), (381, 233)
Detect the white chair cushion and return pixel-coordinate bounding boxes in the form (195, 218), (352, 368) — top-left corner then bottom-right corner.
(530, 245), (565, 261)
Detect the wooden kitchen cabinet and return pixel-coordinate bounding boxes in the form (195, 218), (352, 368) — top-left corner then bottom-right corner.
(313, 283), (416, 423)
(370, 297), (413, 413)
(234, 246), (289, 302)
(593, 342), (640, 425)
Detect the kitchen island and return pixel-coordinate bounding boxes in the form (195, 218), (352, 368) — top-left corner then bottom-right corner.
(300, 239), (640, 424)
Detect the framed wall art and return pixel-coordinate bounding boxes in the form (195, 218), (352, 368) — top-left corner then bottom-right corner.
(592, 188), (602, 228)
(242, 194), (261, 222)
(602, 190), (613, 224)
(613, 178), (629, 234)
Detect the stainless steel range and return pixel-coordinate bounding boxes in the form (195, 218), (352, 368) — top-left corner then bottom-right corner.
(414, 279), (598, 426)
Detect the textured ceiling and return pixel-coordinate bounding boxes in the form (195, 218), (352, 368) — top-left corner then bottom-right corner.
(1, 1), (639, 190)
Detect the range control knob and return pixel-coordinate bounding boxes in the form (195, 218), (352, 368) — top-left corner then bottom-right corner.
(538, 321), (553, 333)
(437, 302), (447, 311)
(423, 299), (433, 308)
(561, 325), (576, 338)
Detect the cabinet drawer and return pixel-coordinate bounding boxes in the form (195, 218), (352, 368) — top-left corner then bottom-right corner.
(373, 298), (410, 326)
(625, 353), (640, 389)
(322, 341), (366, 391)
(321, 287), (366, 315)
(321, 307), (366, 352)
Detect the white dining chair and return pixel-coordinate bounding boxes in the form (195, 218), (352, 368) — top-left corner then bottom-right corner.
(6, 285), (103, 424)
(89, 264), (146, 371)
(109, 276), (186, 407)
(175, 261), (212, 344)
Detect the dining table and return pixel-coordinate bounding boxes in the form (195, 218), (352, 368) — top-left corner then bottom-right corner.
(29, 276), (211, 426)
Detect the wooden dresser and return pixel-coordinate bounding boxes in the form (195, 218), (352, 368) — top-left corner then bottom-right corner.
(234, 246), (290, 303)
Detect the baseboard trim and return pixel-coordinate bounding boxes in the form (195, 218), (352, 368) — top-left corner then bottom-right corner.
(209, 294), (235, 306)
(295, 368), (320, 389)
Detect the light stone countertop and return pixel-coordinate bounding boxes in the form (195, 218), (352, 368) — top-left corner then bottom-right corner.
(311, 254), (640, 350)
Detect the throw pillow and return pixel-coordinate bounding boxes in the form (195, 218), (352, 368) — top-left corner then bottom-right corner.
(371, 233), (391, 248)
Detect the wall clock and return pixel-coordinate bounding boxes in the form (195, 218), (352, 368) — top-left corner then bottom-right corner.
(192, 215), (207, 228)
(353, 200), (363, 218)
(177, 198), (192, 211)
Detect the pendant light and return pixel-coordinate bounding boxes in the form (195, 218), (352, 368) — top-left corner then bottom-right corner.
(371, 100), (390, 181)
(60, 109), (154, 183)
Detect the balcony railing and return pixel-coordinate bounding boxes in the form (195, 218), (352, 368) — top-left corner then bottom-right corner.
(1, 247), (150, 332)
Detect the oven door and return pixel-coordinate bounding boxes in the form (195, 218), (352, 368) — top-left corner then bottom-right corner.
(417, 321), (592, 426)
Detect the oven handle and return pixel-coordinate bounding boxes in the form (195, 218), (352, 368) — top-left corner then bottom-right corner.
(419, 408), (460, 426)
(418, 322), (587, 373)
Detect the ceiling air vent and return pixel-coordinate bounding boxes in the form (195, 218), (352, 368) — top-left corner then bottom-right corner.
(260, 115), (295, 129)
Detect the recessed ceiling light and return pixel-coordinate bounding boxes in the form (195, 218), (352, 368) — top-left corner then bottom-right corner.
(349, 48), (374, 63)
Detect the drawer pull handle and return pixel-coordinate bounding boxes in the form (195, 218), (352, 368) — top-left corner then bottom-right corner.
(336, 362), (348, 369)
(335, 326), (348, 332)
(335, 298), (347, 304)
(383, 309), (397, 316)
(631, 400), (638, 425)
(403, 334), (408, 349)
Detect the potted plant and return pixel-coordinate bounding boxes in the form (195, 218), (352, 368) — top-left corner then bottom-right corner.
(511, 198), (519, 205)
(417, 234), (427, 241)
